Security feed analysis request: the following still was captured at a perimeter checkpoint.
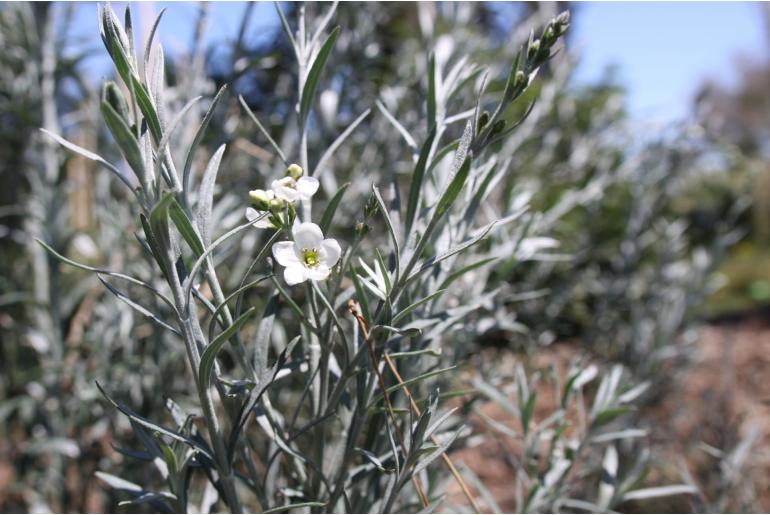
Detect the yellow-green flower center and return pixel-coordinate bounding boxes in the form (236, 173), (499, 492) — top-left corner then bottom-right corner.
(302, 248), (320, 267)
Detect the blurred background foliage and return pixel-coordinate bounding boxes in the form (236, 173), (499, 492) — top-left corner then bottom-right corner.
(0, 1), (768, 512)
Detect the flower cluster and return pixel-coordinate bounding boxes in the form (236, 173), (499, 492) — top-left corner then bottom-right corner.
(247, 164), (340, 285)
(246, 164), (320, 228)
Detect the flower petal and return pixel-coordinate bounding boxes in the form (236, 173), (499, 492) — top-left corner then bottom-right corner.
(284, 264), (308, 285)
(306, 265), (331, 281)
(296, 177), (319, 201)
(246, 207), (274, 228)
(272, 241), (300, 266)
(319, 238), (341, 267)
(254, 217), (275, 229)
(272, 178), (299, 202)
(293, 222), (324, 249)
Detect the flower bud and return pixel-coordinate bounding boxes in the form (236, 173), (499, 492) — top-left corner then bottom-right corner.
(269, 198), (287, 212)
(514, 70), (526, 89)
(249, 189), (272, 211)
(355, 222), (370, 237)
(286, 163), (304, 180)
(542, 25), (555, 45)
(527, 39), (541, 61)
(553, 11), (570, 37)
(491, 120), (506, 136)
(478, 110), (490, 131)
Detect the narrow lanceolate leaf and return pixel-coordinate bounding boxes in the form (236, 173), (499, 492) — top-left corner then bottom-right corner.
(372, 186), (400, 274)
(196, 144), (226, 246)
(411, 426), (462, 477)
(392, 289), (447, 325)
(263, 502), (327, 514)
(406, 220), (497, 285)
(427, 140), (458, 174)
(472, 377), (520, 418)
(239, 95), (288, 165)
(351, 270), (372, 326)
(438, 257), (497, 291)
(227, 335), (301, 463)
(140, 213), (170, 281)
(299, 26), (340, 130)
(95, 471), (142, 493)
(404, 125), (437, 235)
(208, 276), (271, 342)
(319, 182), (349, 233)
(130, 74), (162, 143)
(104, 22), (133, 87)
(95, 381), (213, 460)
(274, 2), (299, 58)
(101, 100), (145, 182)
(40, 129), (134, 192)
(375, 99), (418, 155)
(183, 84), (228, 199)
(143, 8), (167, 81)
(198, 307), (256, 391)
(184, 216), (269, 314)
(169, 196), (205, 256)
(427, 53), (437, 128)
(253, 293), (279, 378)
(149, 192), (175, 252)
(97, 276), (180, 336)
(35, 238), (176, 312)
(369, 366), (456, 406)
(434, 121), (473, 221)
(314, 108), (371, 177)
(621, 485), (698, 502)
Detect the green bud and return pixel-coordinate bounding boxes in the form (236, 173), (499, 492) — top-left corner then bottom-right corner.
(286, 163), (304, 180)
(363, 195), (378, 220)
(269, 198), (287, 212)
(249, 189), (272, 210)
(514, 70), (526, 89)
(527, 39), (541, 61)
(554, 11), (570, 37)
(355, 222), (370, 237)
(491, 120), (506, 136)
(542, 26), (555, 44)
(101, 81), (130, 121)
(478, 111), (490, 131)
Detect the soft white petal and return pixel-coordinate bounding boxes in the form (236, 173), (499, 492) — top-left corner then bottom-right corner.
(293, 222), (324, 249)
(254, 217), (275, 229)
(306, 265), (331, 281)
(246, 207), (274, 228)
(319, 238), (341, 267)
(296, 176), (319, 200)
(272, 241), (301, 266)
(284, 264), (308, 285)
(272, 178), (299, 202)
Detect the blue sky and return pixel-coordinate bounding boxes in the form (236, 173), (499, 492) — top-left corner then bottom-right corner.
(69, 2), (767, 123)
(571, 2), (767, 121)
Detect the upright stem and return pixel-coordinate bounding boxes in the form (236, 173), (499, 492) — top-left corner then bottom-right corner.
(165, 249), (242, 513)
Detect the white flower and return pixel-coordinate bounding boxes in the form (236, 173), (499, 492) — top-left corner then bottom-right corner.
(272, 222), (341, 285)
(272, 176), (319, 203)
